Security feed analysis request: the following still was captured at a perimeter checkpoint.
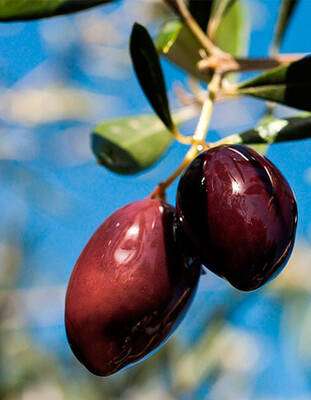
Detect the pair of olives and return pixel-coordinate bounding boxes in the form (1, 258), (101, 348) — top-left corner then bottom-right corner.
(65, 145), (297, 376)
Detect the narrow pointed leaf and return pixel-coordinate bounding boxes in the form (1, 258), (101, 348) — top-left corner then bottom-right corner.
(237, 56), (311, 111)
(224, 114), (311, 146)
(0, 0), (117, 21)
(273, 0), (300, 52)
(130, 23), (175, 132)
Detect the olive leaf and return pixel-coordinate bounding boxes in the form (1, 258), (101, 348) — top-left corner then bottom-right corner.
(0, 0), (117, 21)
(155, 19), (209, 81)
(130, 23), (175, 133)
(156, 1), (248, 82)
(223, 114), (311, 146)
(237, 56), (311, 111)
(171, 319), (225, 393)
(186, 0), (236, 34)
(155, 19), (209, 82)
(188, 0), (214, 32)
(92, 110), (193, 175)
(213, 0), (248, 57)
(91, 105), (198, 175)
(207, 0), (237, 38)
(273, 0), (300, 52)
(170, 295), (243, 393)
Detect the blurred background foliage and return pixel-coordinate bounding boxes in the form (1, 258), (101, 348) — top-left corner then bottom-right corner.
(0, 0), (311, 399)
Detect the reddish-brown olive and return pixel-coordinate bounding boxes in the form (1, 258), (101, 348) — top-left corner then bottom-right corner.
(176, 145), (297, 291)
(65, 199), (200, 376)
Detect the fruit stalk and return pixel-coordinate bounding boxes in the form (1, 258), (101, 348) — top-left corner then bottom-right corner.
(150, 73), (221, 200)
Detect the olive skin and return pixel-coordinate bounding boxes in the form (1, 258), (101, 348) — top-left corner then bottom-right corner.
(176, 145), (297, 291)
(65, 199), (200, 376)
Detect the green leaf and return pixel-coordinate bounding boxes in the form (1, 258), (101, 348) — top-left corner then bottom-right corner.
(246, 114), (276, 155)
(224, 114), (311, 146)
(156, 20), (182, 55)
(214, 0), (248, 56)
(130, 23), (175, 133)
(91, 106), (198, 175)
(273, 0), (300, 52)
(155, 20), (209, 82)
(187, 0), (237, 34)
(91, 114), (174, 175)
(207, 0), (237, 38)
(237, 56), (311, 111)
(155, 20), (210, 82)
(155, 1), (248, 81)
(0, 0), (117, 21)
(188, 0), (213, 32)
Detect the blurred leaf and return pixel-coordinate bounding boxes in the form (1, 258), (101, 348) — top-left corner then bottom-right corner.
(171, 319), (224, 393)
(188, 0), (213, 32)
(156, 19), (182, 55)
(130, 23), (175, 132)
(0, 161), (74, 217)
(0, 0), (118, 21)
(92, 114), (173, 174)
(207, 0), (237, 38)
(273, 0), (300, 52)
(156, 1), (247, 82)
(268, 242), (311, 295)
(171, 320), (259, 393)
(187, 0), (237, 34)
(214, 0), (248, 56)
(237, 56), (311, 111)
(155, 20), (210, 82)
(223, 114), (311, 146)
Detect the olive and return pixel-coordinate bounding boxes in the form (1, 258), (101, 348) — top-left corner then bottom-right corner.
(176, 145), (297, 291)
(65, 199), (200, 376)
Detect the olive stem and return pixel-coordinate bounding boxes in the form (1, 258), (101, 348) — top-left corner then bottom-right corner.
(170, 104), (201, 145)
(197, 53), (305, 75)
(172, 127), (195, 145)
(164, 0), (230, 59)
(150, 73), (221, 200)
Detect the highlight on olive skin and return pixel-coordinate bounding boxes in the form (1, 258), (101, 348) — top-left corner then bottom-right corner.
(65, 199), (201, 376)
(176, 145), (298, 291)
(58, 0), (306, 380)
(65, 144), (298, 375)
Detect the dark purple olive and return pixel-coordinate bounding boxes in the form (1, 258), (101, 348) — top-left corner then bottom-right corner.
(176, 145), (297, 291)
(65, 199), (200, 376)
